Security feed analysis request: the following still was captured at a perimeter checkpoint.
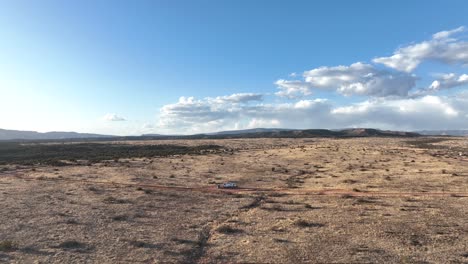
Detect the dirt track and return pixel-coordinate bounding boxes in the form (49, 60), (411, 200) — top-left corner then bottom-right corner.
(7, 174), (468, 198)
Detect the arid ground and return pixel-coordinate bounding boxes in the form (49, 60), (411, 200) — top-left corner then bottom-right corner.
(1, 137), (467, 263)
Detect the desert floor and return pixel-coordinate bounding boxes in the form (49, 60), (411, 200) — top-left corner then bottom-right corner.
(0, 137), (467, 263)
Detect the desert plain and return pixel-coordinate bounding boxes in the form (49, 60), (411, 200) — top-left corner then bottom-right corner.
(0, 137), (467, 263)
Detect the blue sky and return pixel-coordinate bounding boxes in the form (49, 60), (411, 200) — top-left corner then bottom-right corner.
(1, 0), (468, 135)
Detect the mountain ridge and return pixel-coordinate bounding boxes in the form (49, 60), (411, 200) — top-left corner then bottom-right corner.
(0, 128), (113, 141)
(3, 127), (467, 141)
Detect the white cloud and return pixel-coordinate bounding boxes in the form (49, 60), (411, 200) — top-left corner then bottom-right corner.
(103, 113), (126, 121)
(374, 26), (468, 72)
(158, 93), (263, 132)
(208, 93), (263, 104)
(429, 73), (468, 91)
(158, 95), (332, 133)
(275, 62), (417, 98)
(158, 96), (241, 133)
(154, 27), (468, 134)
(331, 95), (462, 130)
(432, 26), (465, 40)
(156, 91), (468, 133)
(247, 118), (281, 128)
(275, 79), (313, 98)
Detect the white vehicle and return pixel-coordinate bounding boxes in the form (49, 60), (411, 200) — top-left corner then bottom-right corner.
(217, 181), (238, 189)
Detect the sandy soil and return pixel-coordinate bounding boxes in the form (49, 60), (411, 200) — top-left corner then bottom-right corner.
(0, 137), (467, 263)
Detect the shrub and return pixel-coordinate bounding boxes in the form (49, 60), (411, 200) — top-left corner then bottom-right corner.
(294, 220), (324, 228)
(58, 240), (86, 249)
(216, 225), (242, 234)
(103, 196), (130, 204)
(112, 215), (129, 221)
(0, 240), (17, 252)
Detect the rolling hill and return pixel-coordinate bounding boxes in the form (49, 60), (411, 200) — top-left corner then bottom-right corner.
(0, 129), (113, 141)
(0, 127), (422, 141)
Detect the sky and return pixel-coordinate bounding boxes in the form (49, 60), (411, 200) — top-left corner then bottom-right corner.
(1, 0), (468, 135)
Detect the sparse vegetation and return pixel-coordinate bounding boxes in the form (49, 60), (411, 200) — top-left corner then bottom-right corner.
(0, 142), (222, 166)
(103, 196), (131, 204)
(57, 240), (88, 250)
(216, 225), (243, 234)
(0, 137), (467, 263)
(294, 220), (324, 228)
(112, 214), (130, 221)
(241, 195), (265, 209)
(0, 240), (17, 252)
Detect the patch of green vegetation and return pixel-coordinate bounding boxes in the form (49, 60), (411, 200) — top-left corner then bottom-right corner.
(0, 142), (222, 166)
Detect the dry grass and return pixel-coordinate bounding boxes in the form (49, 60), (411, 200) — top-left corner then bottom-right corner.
(0, 137), (467, 263)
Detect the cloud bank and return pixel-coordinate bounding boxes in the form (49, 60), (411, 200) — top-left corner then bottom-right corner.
(157, 92), (468, 134)
(152, 27), (468, 134)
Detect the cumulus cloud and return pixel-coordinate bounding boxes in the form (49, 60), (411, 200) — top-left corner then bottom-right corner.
(154, 27), (468, 134)
(275, 79), (313, 98)
(158, 94), (263, 131)
(331, 95), (464, 130)
(275, 62), (417, 98)
(157, 91), (468, 133)
(103, 113), (126, 121)
(373, 26), (468, 72)
(428, 73), (468, 91)
(158, 96), (240, 132)
(158, 95), (333, 133)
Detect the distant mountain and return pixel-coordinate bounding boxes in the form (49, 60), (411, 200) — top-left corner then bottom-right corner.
(0, 129), (113, 141)
(417, 130), (468, 136)
(141, 134), (164, 137)
(339, 128), (420, 137)
(208, 128), (296, 135)
(0, 127), (421, 141)
(184, 128), (420, 139)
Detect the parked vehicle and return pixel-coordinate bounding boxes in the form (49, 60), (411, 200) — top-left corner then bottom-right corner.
(217, 181), (238, 189)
